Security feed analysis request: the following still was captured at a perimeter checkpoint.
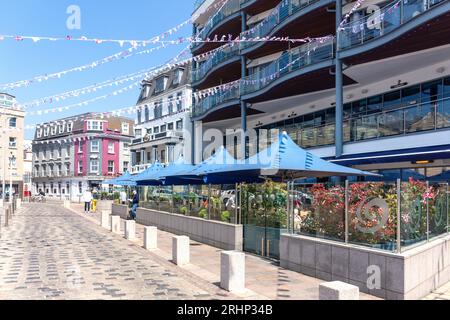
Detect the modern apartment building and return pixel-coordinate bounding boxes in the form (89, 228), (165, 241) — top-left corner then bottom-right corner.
(130, 63), (193, 173)
(191, 0), (450, 181)
(32, 113), (134, 200)
(0, 93), (25, 201)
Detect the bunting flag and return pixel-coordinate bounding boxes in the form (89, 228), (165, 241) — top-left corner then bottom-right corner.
(339, 0), (368, 30)
(340, 0), (403, 31)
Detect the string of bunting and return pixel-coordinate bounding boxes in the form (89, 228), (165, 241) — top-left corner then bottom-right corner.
(339, 0), (403, 31)
(339, 0), (368, 30)
(19, 67), (160, 109)
(21, 45), (191, 110)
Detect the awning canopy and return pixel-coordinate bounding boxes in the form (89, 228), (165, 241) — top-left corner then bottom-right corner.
(200, 132), (379, 182)
(131, 132), (378, 186)
(104, 171), (137, 186)
(132, 162), (164, 186)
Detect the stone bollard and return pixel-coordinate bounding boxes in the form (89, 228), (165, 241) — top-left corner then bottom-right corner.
(0, 199), (3, 208)
(63, 200), (71, 209)
(172, 236), (190, 266)
(319, 281), (360, 300)
(110, 216), (121, 234)
(101, 210), (110, 229)
(143, 226), (157, 250)
(124, 220), (136, 240)
(220, 251), (246, 293)
(4, 207), (9, 227)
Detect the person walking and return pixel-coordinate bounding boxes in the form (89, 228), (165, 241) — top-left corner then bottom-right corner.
(130, 190), (139, 220)
(82, 189), (93, 214)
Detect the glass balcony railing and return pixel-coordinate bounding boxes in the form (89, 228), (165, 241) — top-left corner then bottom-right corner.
(192, 0), (242, 49)
(193, 83), (240, 117)
(240, 38), (334, 96)
(288, 97), (450, 149)
(338, 0), (446, 50)
(191, 43), (240, 83)
(194, 0), (207, 11)
(241, 0), (321, 51)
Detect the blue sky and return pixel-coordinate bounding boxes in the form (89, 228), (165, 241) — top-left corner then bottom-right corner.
(0, 0), (194, 139)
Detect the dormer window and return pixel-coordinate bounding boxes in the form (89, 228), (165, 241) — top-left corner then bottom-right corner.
(173, 69), (183, 85)
(44, 127), (49, 137)
(58, 124), (64, 134)
(87, 120), (104, 131)
(51, 126), (57, 135)
(155, 76), (168, 94)
(67, 122), (73, 132)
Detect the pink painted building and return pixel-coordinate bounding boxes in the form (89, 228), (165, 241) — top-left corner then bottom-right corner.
(32, 113), (134, 201)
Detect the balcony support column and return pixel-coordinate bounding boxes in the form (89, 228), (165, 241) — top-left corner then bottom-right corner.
(152, 146), (158, 164)
(335, 0), (344, 158)
(240, 10), (248, 160)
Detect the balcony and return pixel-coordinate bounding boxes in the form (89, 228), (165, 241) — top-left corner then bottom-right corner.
(192, 0), (242, 53)
(241, 0), (334, 58)
(191, 43), (241, 88)
(240, 38), (334, 99)
(192, 84), (240, 119)
(338, 0), (450, 62)
(286, 97), (450, 150)
(131, 164), (152, 174)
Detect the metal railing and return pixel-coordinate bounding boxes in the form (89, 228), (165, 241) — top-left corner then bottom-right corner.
(192, 0), (242, 49)
(338, 0), (446, 50)
(241, 38), (334, 96)
(241, 0), (321, 51)
(193, 83), (240, 117)
(191, 43), (241, 83)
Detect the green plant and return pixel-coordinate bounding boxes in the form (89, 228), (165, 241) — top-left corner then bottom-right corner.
(221, 211), (231, 223)
(198, 208), (208, 219)
(180, 206), (188, 215)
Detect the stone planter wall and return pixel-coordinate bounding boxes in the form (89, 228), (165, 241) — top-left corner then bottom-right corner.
(137, 208), (243, 251)
(280, 233), (450, 300)
(111, 204), (129, 220)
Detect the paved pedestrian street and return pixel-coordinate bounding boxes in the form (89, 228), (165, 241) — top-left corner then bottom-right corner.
(0, 203), (234, 300)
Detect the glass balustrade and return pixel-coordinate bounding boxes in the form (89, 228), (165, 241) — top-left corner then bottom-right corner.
(193, 84), (240, 117)
(191, 43), (240, 83)
(241, 0), (321, 51)
(338, 0), (446, 50)
(241, 39), (334, 96)
(192, 0), (242, 49)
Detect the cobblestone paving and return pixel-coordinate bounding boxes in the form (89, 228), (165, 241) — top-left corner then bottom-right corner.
(0, 204), (234, 300)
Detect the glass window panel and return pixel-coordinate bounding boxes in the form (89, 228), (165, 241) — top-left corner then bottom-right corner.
(352, 99), (367, 115)
(444, 77), (450, 97)
(344, 103), (352, 118)
(314, 110), (326, 126)
(422, 79), (443, 102)
(383, 91), (401, 110)
(401, 85), (421, 105)
(367, 95), (383, 114)
(405, 103), (436, 133)
(325, 108), (335, 123)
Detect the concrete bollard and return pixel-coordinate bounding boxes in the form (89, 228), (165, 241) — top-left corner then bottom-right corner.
(63, 200), (71, 209)
(0, 199), (3, 208)
(319, 281), (360, 300)
(124, 220), (136, 240)
(220, 251), (246, 293)
(16, 198), (22, 209)
(4, 207), (9, 227)
(101, 210), (110, 229)
(172, 236), (190, 266)
(110, 216), (121, 234)
(143, 226), (158, 250)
